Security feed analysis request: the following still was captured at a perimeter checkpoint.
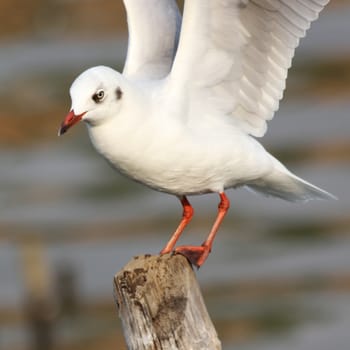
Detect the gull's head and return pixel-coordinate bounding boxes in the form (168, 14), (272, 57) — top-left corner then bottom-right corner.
(58, 66), (125, 135)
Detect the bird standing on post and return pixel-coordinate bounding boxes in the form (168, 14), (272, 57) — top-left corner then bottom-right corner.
(59, 0), (335, 267)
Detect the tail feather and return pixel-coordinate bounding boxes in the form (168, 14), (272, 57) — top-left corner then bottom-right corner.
(246, 160), (336, 202)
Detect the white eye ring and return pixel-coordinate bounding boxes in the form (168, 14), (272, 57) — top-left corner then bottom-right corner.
(92, 89), (105, 103)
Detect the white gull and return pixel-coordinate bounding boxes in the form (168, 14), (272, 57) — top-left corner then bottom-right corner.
(59, 0), (335, 267)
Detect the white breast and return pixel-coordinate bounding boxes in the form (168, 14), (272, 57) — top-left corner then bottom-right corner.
(87, 110), (273, 196)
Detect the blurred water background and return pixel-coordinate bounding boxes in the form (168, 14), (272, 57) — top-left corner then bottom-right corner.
(0, 1), (350, 349)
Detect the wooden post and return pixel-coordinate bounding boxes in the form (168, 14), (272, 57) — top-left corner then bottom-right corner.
(113, 253), (221, 350)
(19, 238), (56, 350)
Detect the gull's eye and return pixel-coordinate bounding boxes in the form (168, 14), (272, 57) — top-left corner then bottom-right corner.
(92, 89), (105, 103)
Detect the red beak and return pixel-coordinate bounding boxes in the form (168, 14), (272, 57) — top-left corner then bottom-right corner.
(58, 110), (86, 136)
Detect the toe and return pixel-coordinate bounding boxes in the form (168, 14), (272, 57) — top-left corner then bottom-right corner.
(174, 245), (210, 268)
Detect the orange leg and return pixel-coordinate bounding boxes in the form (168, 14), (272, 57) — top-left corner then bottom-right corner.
(160, 196), (194, 254)
(175, 192), (230, 268)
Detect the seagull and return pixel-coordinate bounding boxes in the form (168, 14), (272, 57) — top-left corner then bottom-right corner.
(59, 0), (335, 267)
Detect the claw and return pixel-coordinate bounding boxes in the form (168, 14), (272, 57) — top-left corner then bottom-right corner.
(174, 245), (210, 268)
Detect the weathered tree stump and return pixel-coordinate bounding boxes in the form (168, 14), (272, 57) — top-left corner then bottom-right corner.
(114, 253), (221, 350)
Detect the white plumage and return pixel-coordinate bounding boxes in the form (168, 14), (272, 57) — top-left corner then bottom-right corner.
(59, 0), (335, 267)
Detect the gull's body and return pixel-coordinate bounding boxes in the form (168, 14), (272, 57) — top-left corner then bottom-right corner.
(60, 0), (335, 266)
(86, 69), (272, 197)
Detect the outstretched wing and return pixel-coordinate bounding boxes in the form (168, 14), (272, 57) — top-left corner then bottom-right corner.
(169, 0), (329, 137)
(122, 0), (181, 80)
